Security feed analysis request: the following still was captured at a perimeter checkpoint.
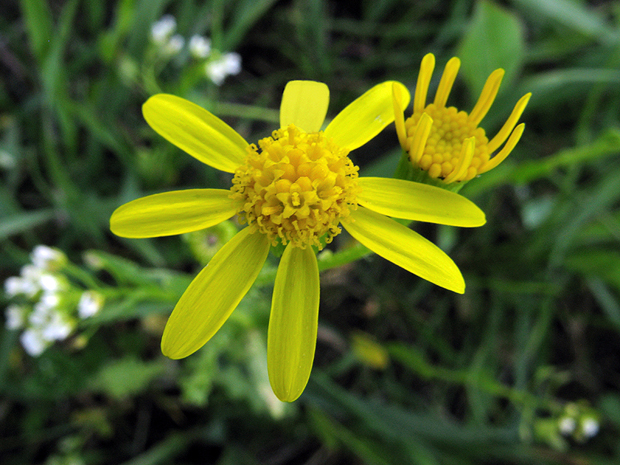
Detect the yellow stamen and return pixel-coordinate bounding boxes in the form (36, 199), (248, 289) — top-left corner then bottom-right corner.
(434, 57), (461, 109)
(230, 125), (359, 249)
(414, 53), (435, 115)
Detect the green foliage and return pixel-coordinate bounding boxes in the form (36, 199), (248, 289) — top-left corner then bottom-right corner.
(457, 1), (526, 97)
(2, 0), (620, 464)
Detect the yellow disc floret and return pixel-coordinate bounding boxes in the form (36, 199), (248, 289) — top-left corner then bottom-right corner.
(405, 104), (489, 182)
(230, 125), (359, 249)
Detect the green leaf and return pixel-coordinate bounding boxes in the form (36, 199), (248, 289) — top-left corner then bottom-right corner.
(510, 128), (620, 185)
(0, 210), (55, 241)
(19, 0), (54, 62)
(511, 0), (615, 42)
(89, 357), (167, 400)
(457, 0), (525, 97)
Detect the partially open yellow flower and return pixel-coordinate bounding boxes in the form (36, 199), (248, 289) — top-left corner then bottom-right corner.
(110, 81), (486, 401)
(394, 53), (531, 186)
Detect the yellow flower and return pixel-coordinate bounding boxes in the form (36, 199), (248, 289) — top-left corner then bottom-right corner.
(393, 53), (531, 185)
(110, 81), (486, 401)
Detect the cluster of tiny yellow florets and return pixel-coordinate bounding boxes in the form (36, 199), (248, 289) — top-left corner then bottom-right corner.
(406, 104), (490, 182)
(230, 125), (359, 249)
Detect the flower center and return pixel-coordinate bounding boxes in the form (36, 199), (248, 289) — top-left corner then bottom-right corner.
(405, 104), (490, 182)
(230, 125), (359, 249)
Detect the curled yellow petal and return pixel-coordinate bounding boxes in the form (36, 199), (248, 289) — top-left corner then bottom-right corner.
(268, 245), (320, 402)
(443, 136), (475, 184)
(143, 94), (248, 173)
(468, 69), (504, 126)
(487, 93), (531, 154)
(393, 82), (408, 150)
(161, 228), (270, 359)
(410, 112), (433, 164)
(414, 53), (435, 114)
(343, 207), (465, 293)
(434, 57), (461, 108)
(479, 123), (525, 174)
(110, 189), (238, 238)
(357, 177), (485, 227)
(280, 81), (329, 133)
(325, 81), (410, 151)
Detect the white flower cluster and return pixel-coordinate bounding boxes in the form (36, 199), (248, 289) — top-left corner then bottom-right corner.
(150, 15), (242, 85)
(557, 402), (600, 442)
(150, 15), (185, 56)
(4, 246), (104, 357)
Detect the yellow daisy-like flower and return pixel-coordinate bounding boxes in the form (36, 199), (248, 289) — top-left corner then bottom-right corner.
(393, 53), (531, 186)
(110, 81), (486, 402)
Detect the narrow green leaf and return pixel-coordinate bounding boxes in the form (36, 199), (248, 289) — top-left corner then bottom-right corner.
(19, 0), (54, 62)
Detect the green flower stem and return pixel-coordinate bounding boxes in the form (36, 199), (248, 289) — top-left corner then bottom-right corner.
(388, 342), (563, 414)
(62, 262), (104, 290)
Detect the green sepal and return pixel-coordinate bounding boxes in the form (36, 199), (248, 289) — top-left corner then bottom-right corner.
(393, 149), (469, 193)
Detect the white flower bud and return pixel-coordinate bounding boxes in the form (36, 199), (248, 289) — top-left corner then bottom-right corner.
(5, 304), (27, 330)
(31, 245), (66, 271)
(78, 291), (104, 319)
(20, 329), (50, 356)
(189, 35), (211, 59)
(151, 15), (176, 45)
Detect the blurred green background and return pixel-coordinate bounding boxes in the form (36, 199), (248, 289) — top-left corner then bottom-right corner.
(2, 0), (620, 464)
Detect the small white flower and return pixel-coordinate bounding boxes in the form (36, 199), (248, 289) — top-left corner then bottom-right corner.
(558, 416), (576, 435)
(205, 52), (242, 85)
(151, 15), (177, 45)
(20, 265), (44, 297)
(78, 291), (104, 319)
(4, 276), (25, 297)
(189, 35), (211, 59)
(223, 52), (242, 75)
(31, 245), (66, 271)
(5, 304), (27, 330)
(38, 292), (62, 311)
(20, 328), (50, 356)
(41, 312), (74, 341)
(163, 34), (185, 56)
(581, 417), (599, 438)
(30, 303), (51, 327)
(40, 274), (61, 293)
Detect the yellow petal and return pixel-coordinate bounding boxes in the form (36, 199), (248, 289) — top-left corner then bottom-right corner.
(443, 136), (475, 184)
(325, 81), (410, 151)
(479, 123), (525, 174)
(392, 82), (408, 150)
(357, 177), (485, 227)
(161, 228), (270, 359)
(468, 69), (504, 126)
(414, 53), (435, 114)
(143, 94), (248, 173)
(434, 57), (461, 108)
(410, 112), (433, 164)
(280, 81), (329, 133)
(110, 189), (237, 238)
(487, 93), (531, 154)
(343, 207), (465, 293)
(268, 245), (319, 402)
